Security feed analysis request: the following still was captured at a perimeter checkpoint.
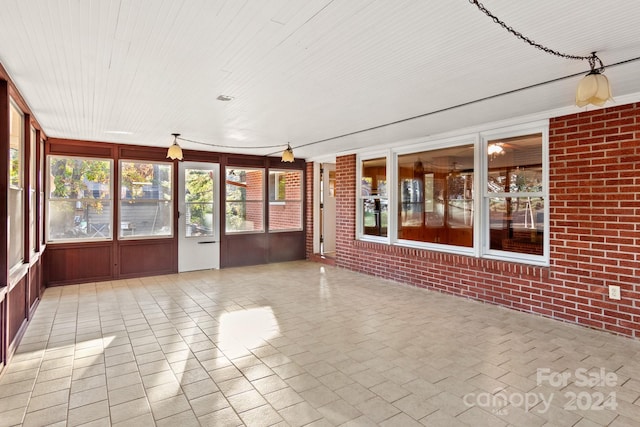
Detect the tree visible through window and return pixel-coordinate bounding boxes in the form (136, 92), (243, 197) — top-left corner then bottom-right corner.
(225, 168), (264, 233)
(47, 156), (112, 241)
(185, 168), (214, 237)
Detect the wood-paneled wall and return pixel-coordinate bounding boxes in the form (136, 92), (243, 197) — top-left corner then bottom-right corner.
(1, 66), (46, 376)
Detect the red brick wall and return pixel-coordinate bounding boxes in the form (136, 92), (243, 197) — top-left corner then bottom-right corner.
(269, 171), (302, 230)
(327, 104), (640, 338)
(305, 162), (314, 257)
(245, 170), (264, 230)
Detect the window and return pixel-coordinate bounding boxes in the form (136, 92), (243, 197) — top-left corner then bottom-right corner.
(120, 161), (173, 238)
(268, 170), (303, 231)
(9, 101), (24, 269)
(39, 138), (45, 247)
(397, 144), (474, 247)
(30, 126), (37, 254)
(484, 132), (545, 259)
(184, 168), (214, 237)
(359, 157), (388, 238)
(226, 168), (264, 233)
(356, 123), (548, 264)
(47, 156), (113, 241)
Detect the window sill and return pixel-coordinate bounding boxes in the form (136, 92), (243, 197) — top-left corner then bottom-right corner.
(8, 263), (29, 291)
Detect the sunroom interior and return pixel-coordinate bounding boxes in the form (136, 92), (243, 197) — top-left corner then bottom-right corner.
(1, 1), (640, 425)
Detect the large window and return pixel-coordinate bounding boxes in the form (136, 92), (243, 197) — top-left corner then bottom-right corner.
(119, 161), (173, 238)
(398, 144), (474, 247)
(9, 101), (24, 269)
(484, 132), (545, 258)
(48, 156), (113, 241)
(226, 168), (264, 233)
(356, 123), (548, 264)
(360, 157), (388, 238)
(269, 170), (303, 231)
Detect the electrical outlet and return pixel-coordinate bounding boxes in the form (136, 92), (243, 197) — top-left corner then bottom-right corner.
(609, 285), (621, 300)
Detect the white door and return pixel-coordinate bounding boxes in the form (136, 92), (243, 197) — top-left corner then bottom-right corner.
(321, 163), (336, 254)
(178, 162), (220, 272)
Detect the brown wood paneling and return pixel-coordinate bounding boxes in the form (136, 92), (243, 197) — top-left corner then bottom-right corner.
(268, 231), (306, 263)
(223, 234), (268, 268)
(118, 239), (176, 277)
(48, 138), (114, 158)
(227, 155), (267, 167)
(8, 277), (26, 344)
(28, 260), (40, 310)
(119, 145), (170, 161)
(183, 150), (221, 163)
(45, 243), (113, 286)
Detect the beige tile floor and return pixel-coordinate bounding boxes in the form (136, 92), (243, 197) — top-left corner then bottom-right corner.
(1, 261), (639, 427)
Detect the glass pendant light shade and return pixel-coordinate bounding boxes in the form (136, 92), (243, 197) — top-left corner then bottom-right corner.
(281, 143), (294, 162)
(166, 133), (184, 160)
(576, 72), (613, 107)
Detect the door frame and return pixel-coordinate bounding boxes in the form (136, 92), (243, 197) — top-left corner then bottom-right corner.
(177, 161), (220, 272)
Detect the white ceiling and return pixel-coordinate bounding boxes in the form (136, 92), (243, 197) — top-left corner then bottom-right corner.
(1, 0), (640, 160)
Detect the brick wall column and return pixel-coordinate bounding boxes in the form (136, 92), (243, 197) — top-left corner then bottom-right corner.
(305, 162), (314, 258)
(335, 154), (356, 267)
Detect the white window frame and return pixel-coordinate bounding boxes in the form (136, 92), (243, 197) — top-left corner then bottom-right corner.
(9, 99), (24, 272)
(46, 155), (114, 243)
(355, 121), (550, 266)
(480, 123), (549, 266)
(225, 167), (266, 234)
(268, 169), (303, 232)
(356, 150), (391, 244)
(392, 135), (478, 257)
(118, 160), (174, 240)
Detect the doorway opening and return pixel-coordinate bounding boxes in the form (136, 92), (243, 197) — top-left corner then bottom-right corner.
(319, 163), (336, 258)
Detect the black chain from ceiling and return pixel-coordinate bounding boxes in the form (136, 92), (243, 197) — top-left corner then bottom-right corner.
(468, 0), (605, 72)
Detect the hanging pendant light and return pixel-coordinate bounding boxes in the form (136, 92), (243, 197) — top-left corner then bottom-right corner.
(166, 133), (183, 160)
(576, 52), (613, 107)
(281, 143), (294, 162)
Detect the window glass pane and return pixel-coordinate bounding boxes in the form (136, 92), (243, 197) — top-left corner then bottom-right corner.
(226, 168), (264, 233)
(269, 170), (303, 231)
(185, 168), (214, 237)
(120, 161), (172, 238)
(487, 133), (543, 193)
(49, 201), (113, 239)
(39, 139), (45, 246)
(9, 101), (23, 268)
(361, 158), (387, 237)
(486, 132), (544, 257)
(397, 145), (473, 247)
(362, 198), (388, 236)
(30, 127), (37, 253)
(48, 157), (112, 241)
(489, 197), (544, 255)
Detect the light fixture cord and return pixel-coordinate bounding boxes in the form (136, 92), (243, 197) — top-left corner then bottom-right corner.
(177, 136), (288, 150)
(468, 0), (603, 70)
